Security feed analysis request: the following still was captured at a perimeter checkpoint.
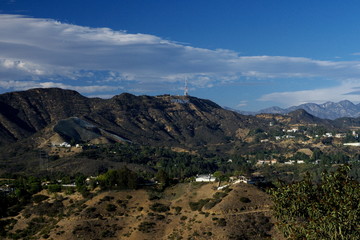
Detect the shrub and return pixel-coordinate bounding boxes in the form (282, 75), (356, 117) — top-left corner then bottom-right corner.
(239, 197), (251, 203)
(150, 203), (170, 213)
(102, 230), (115, 237)
(174, 206), (182, 215)
(85, 207), (96, 213)
(138, 221), (156, 233)
(106, 204), (117, 212)
(189, 199), (210, 211)
(155, 214), (165, 220)
(217, 218), (227, 227)
(101, 196), (114, 202)
(213, 192), (227, 199)
(47, 184), (62, 193)
(32, 200), (64, 217)
(148, 190), (163, 200)
(32, 194), (49, 203)
(204, 198), (221, 210)
(116, 199), (128, 208)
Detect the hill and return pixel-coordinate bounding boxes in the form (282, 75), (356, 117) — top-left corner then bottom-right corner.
(1, 88), (358, 175)
(0, 88), (267, 149)
(4, 182), (283, 240)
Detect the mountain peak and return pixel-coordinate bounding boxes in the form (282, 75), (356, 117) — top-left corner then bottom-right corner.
(338, 100), (355, 106)
(257, 100), (360, 120)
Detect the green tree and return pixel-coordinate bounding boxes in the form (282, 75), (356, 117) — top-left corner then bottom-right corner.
(75, 174), (86, 190)
(269, 165), (360, 240)
(213, 171), (224, 180)
(97, 167), (138, 190)
(155, 169), (169, 189)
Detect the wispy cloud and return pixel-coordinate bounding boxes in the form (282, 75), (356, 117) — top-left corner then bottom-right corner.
(0, 80), (120, 93)
(259, 80), (360, 106)
(236, 100), (248, 107)
(2, 14), (360, 97)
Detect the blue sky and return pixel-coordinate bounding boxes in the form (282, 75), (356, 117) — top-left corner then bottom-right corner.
(2, 0), (360, 110)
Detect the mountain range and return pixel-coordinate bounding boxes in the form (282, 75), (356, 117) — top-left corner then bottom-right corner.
(0, 88), (270, 152)
(2, 88), (360, 175)
(0, 88), (359, 151)
(238, 100), (360, 120)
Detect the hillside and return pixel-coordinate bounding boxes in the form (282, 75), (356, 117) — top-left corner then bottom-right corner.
(0, 88), (267, 151)
(4, 182), (282, 240)
(1, 88), (359, 175)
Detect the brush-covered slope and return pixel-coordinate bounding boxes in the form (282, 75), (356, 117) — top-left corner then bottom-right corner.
(5, 182), (282, 240)
(0, 88), (268, 151)
(0, 88), (95, 144)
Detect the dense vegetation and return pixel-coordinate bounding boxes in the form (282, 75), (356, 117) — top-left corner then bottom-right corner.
(270, 165), (360, 240)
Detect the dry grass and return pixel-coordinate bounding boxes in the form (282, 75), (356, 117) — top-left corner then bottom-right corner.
(4, 183), (284, 240)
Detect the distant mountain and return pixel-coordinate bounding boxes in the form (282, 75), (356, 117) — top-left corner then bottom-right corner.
(239, 100), (360, 120)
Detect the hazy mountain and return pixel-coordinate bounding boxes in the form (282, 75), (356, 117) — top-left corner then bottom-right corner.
(241, 100), (360, 120)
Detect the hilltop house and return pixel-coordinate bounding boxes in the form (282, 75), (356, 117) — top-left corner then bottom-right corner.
(59, 142), (71, 148)
(284, 160), (305, 165)
(233, 176), (265, 184)
(335, 133), (346, 138)
(195, 174), (216, 182)
(344, 142), (360, 146)
(256, 159), (277, 166)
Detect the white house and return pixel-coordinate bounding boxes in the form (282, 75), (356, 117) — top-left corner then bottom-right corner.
(234, 176), (253, 184)
(59, 142), (71, 148)
(286, 128), (298, 133)
(284, 135), (295, 139)
(284, 160), (305, 165)
(344, 142), (360, 146)
(256, 159), (277, 166)
(284, 160), (295, 165)
(195, 174), (216, 182)
(335, 133), (346, 138)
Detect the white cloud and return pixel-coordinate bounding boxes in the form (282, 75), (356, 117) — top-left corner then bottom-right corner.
(236, 101), (248, 107)
(259, 80), (360, 106)
(3, 14), (360, 96)
(0, 80), (119, 93)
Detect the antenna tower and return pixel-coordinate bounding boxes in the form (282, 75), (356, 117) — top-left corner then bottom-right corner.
(184, 78), (189, 96)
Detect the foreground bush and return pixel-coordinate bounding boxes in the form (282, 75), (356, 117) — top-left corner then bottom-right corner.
(270, 165), (360, 240)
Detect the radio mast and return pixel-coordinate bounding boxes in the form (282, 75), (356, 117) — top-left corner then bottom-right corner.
(184, 78), (189, 96)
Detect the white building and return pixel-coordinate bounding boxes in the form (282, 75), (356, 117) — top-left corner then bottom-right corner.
(284, 160), (305, 165)
(59, 142), (71, 148)
(344, 142), (360, 146)
(286, 128), (298, 133)
(256, 159), (277, 166)
(195, 174), (216, 182)
(335, 133), (346, 138)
